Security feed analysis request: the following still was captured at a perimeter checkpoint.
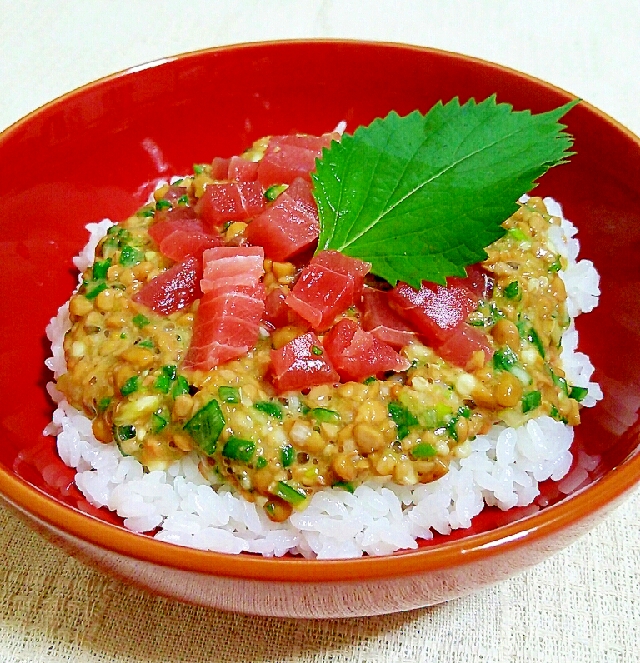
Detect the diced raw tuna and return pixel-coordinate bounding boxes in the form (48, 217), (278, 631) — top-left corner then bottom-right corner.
(287, 176), (316, 206)
(359, 288), (417, 349)
(263, 287), (291, 328)
(256, 133), (337, 187)
(274, 134), (337, 150)
(323, 319), (411, 383)
(133, 255), (202, 315)
(182, 247), (266, 370)
(389, 280), (479, 345)
(262, 287), (309, 329)
(245, 178), (319, 261)
(182, 285), (266, 370)
(200, 246), (265, 294)
(211, 157), (230, 180)
(209, 156), (259, 182)
(313, 250), (370, 293)
(450, 263), (493, 299)
(149, 210), (203, 244)
(285, 250), (371, 330)
(148, 212), (222, 261)
(198, 181), (265, 229)
(228, 156), (259, 182)
(157, 185), (189, 205)
(434, 324), (494, 368)
(270, 332), (339, 392)
(158, 229), (223, 262)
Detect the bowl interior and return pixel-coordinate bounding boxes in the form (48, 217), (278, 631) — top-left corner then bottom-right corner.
(1, 41), (639, 577)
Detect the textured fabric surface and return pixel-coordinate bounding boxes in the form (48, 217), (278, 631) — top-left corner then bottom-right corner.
(1, 491), (639, 663)
(1, 1), (639, 661)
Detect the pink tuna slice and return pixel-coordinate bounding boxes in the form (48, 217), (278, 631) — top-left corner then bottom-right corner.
(263, 287), (291, 328)
(449, 263), (494, 299)
(133, 255), (203, 316)
(197, 181), (265, 229)
(149, 211), (223, 261)
(228, 156), (259, 182)
(360, 288), (417, 350)
(148, 213), (204, 245)
(200, 246), (265, 294)
(388, 271), (496, 368)
(323, 318), (411, 383)
(270, 332), (339, 393)
(256, 133), (337, 187)
(210, 156), (259, 182)
(312, 250), (370, 294)
(274, 134), (338, 150)
(157, 185), (188, 205)
(245, 177), (319, 261)
(210, 157), (230, 180)
(182, 246), (266, 371)
(389, 280), (479, 346)
(182, 285), (266, 370)
(159, 229), (223, 262)
(285, 250), (371, 330)
(433, 323), (494, 368)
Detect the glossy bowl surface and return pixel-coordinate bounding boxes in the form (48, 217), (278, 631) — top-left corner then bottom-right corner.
(1, 40), (639, 618)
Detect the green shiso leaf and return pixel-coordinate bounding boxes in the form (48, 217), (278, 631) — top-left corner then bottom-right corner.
(313, 97), (577, 287)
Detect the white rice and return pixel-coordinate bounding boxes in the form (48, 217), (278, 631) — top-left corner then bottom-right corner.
(44, 198), (602, 559)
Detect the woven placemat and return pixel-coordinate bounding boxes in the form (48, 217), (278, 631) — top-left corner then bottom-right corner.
(1, 487), (638, 663)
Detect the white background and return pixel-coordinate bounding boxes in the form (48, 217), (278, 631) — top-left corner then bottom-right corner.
(1, 0), (640, 137)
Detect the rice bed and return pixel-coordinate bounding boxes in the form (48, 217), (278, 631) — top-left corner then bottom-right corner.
(44, 198), (602, 559)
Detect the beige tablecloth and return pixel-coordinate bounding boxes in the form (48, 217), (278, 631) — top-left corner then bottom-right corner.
(2, 493), (639, 662)
(1, 2), (639, 661)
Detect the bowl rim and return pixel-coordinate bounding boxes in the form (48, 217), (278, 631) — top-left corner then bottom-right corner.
(1, 38), (639, 583)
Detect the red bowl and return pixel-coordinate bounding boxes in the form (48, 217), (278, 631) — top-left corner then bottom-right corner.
(1, 40), (639, 618)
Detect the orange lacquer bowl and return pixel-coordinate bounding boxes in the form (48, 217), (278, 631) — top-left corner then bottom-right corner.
(1, 41), (639, 618)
